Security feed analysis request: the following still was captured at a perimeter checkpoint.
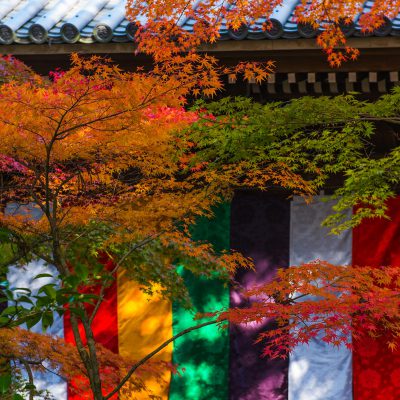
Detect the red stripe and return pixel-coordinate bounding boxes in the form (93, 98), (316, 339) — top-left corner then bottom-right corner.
(64, 255), (118, 399)
(353, 196), (400, 400)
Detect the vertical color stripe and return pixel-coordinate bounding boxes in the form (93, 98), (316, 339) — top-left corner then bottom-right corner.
(288, 196), (352, 400)
(117, 274), (172, 399)
(353, 196), (400, 400)
(7, 262), (67, 399)
(169, 203), (230, 400)
(230, 191), (289, 400)
(64, 255), (118, 399)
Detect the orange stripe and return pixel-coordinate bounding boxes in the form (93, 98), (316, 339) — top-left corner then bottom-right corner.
(117, 270), (173, 399)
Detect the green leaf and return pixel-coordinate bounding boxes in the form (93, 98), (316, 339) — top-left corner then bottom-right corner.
(64, 275), (81, 289)
(26, 313), (42, 329)
(35, 296), (52, 308)
(0, 374), (11, 394)
(3, 290), (15, 300)
(74, 262), (89, 280)
(0, 229), (11, 241)
(41, 311), (54, 330)
(33, 273), (54, 280)
(0, 316), (10, 326)
(38, 284), (57, 299)
(1, 305), (19, 315)
(16, 295), (33, 305)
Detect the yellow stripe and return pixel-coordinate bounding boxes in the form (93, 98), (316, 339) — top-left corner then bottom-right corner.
(117, 270), (173, 399)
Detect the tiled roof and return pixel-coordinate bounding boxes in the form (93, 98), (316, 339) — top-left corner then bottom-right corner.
(0, 0), (399, 45)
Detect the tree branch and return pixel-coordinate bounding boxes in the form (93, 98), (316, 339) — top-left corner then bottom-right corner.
(104, 318), (223, 399)
(20, 359), (35, 400)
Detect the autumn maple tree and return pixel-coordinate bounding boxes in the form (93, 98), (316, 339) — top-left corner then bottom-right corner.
(0, 53), (299, 399)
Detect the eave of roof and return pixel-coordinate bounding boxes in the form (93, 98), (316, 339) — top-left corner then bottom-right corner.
(4, 36), (399, 76)
(2, 36), (400, 55)
(0, 0), (399, 46)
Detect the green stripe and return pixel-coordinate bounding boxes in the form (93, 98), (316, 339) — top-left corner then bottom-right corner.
(169, 204), (230, 400)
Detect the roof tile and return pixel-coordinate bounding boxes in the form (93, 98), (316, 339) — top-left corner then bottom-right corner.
(0, 0), (398, 45)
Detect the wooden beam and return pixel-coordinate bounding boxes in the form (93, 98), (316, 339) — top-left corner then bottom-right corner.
(201, 37), (400, 52)
(298, 80), (307, 94)
(267, 73), (276, 83)
(390, 71), (399, 82)
(307, 73), (316, 83)
(287, 73), (296, 83)
(2, 36), (400, 56)
(369, 71), (378, 83)
(328, 72), (336, 83)
(378, 79), (387, 92)
(361, 78), (370, 93)
(5, 37), (400, 75)
(348, 72), (357, 83)
(0, 42), (137, 55)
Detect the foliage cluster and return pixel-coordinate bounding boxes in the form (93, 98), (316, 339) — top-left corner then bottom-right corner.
(187, 94), (400, 231)
(126, 0), (400, 73)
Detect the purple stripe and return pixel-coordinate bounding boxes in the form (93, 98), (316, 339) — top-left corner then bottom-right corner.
(230, 191), (289, 400)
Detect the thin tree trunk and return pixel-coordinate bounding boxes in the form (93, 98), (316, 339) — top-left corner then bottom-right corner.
(81, 311), (104, 400)
(69, 312), (104, 400)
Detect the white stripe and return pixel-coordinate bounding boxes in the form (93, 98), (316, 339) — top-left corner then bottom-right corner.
(288, 196), (352, 400)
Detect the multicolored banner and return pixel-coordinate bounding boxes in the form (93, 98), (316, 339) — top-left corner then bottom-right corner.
(6, 194), (400, 399)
